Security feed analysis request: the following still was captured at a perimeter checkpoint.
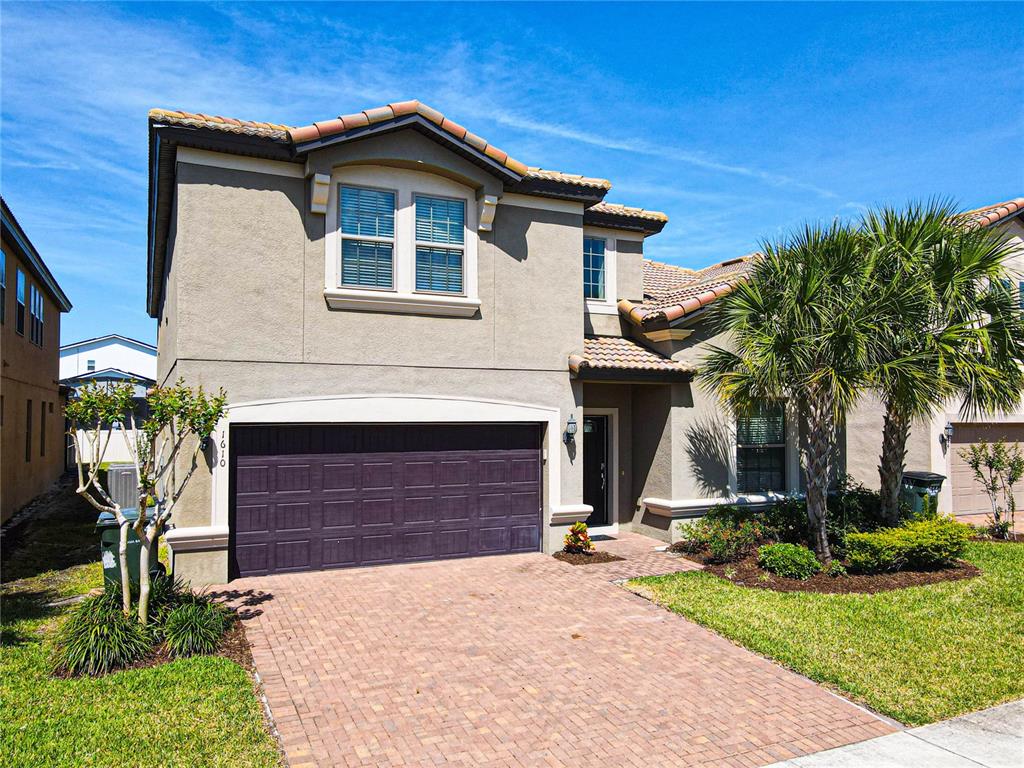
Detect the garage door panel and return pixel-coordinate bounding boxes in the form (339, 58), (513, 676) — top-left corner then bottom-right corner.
(231, 425), (542, 577)
(950, 423), (1024, 516)
(323, 500), (356, 529)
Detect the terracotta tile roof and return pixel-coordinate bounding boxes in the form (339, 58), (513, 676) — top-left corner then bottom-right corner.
(961, 197), (1024, 229)
(148, 108), (292, 141)
(622, 255), (758, 327)
(589, 202), (668, 223)
(527, 167), (612, 190)
(642, 260), (696, 295)
(569, 336), (695, 377)
(151, 101), (615, 189)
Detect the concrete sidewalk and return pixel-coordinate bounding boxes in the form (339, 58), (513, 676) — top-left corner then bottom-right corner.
(765, 700), (1023, 767)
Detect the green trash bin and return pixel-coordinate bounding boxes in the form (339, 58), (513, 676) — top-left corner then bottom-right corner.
(900, 471), (946, 516)
(96, 508), (164, 587)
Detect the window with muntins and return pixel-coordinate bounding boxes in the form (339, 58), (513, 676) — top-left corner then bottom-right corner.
(339, 186), (396, 289)
(415, 196), (465, 294)
(584, 237), (606, 299)
(737, 402), (786, 493)
(0, 250), (6, 325)
(16, 269), (25, 335)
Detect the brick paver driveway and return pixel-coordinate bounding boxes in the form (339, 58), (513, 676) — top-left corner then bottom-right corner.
(223, 550), (894, 768)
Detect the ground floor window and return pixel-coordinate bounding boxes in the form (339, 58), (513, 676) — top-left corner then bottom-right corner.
(736, 401), (786, 493)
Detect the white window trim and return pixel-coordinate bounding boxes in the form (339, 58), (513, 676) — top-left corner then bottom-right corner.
(324, 166), (481, 317)
(412, 192), (467, 297)
(338, 183), (398, 292)
(583, 228), (618, 315)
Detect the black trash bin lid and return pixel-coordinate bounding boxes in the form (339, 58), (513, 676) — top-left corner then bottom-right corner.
(95, 508), (155, 529)
(903, 471), (946, 486)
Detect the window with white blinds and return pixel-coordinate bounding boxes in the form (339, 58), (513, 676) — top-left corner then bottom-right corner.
(414, 196), (465, 294)
(737, 401), (786, 493)
(339, 186), (396, 289)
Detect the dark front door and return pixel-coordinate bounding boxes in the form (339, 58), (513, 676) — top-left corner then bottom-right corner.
(583, 416), (609, 527)
(229, 424), (542, 577)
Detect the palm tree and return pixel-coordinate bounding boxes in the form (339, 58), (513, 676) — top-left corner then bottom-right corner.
(701, 222), (903, 561)
(863, 201), (1024, 524)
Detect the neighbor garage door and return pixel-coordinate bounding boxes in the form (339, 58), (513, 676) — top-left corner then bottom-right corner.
(229, 424), (543, 577)
(950, 423), (1024, 516)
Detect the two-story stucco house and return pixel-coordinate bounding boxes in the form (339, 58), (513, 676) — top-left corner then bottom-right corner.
(149, 100), (803, 585)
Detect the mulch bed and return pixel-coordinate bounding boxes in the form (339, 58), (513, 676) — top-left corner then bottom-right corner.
(704, 554), (980, 594)
(971, 535), (1024, 545)
(553, 550), (625, 566)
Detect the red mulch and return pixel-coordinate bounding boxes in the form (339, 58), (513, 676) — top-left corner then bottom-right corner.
(553, 550), (625, 566)
(705, 554), (980, 594)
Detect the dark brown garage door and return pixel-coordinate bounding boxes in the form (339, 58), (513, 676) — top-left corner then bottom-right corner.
(230, 424), (543, 577)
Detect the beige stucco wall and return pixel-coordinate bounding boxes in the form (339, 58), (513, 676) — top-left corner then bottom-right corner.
(159, 132), (602, 582)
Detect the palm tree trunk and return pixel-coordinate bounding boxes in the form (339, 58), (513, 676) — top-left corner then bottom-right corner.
(804, 385), (834, 562)
(878, 401), (910, 526)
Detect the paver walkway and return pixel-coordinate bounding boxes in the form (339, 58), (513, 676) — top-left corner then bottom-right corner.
(221, 546), (894, 768)
(582, 531), (703, 581)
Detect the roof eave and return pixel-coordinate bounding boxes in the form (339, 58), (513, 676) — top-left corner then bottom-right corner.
(0, 198), (72, 312)
(583, 209), (666, 236)
(570, 366), (693, 383)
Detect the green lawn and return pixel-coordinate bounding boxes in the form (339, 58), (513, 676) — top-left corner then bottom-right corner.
(1, 479), (281, 768)
(631, 542), (1024, 726)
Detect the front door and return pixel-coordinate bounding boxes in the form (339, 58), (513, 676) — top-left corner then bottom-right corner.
(583, 416), (609, 527)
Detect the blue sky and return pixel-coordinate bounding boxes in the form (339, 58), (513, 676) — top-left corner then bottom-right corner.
(2, 2), (1021, 345)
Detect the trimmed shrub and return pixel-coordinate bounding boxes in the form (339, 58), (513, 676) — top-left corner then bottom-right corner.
(847, 517), (971, 573)
(51, 594), (151, 676)
(163, 603), (229, 658)
(563, 521), (594, 554)
(825, 560), (848, 578)
(757, 543), (821, 580)
(676, 517), (765, 564)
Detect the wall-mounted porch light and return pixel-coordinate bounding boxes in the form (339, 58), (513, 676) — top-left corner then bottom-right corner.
(563, 414), (578, 444)
(940, 421), (954, 452)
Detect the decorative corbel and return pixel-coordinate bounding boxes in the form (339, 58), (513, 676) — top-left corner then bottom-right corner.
(309, 173), (330, 214)
(478, 194), (498, 232)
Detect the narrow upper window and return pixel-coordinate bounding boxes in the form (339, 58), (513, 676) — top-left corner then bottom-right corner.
(415, 196), (465, 294)
(86, 359), (96, 372)
(40, 400), (46, 457)
(736, 402), (786, 493)
(339, 186), (396, 289)
(16, 269), (25, 335)
(583, 237), (606, 300)
(25, 399), (32, 462)
(0, 249), (6, 325)
(29, 284), (43, 346)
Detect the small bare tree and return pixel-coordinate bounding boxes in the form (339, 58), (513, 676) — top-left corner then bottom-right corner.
(959, 440), (1024, 539)
(66, 379), (226, 622)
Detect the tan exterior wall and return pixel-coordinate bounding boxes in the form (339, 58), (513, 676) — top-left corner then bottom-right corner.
(1, 238), (66, 522)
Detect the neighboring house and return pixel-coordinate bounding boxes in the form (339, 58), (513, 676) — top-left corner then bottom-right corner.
(844, 197), (1024, 516)
(60, 334), (157, 464)
(0, 197), (73, 523)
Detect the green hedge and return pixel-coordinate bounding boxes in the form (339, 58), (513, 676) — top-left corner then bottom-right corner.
(757, 543), (821, 580)
(846, 517), (971, 573)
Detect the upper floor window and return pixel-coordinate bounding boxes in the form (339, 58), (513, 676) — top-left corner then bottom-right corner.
(29, 284), (43, 346)
(736, 402), (786, 493)
(339, 186), (396, 290)
(415, 196), (465, 294)
(324, 166), (481, 317)
(583, 237), (606, 300)
(0, 249), (6, 325)
(15, 269), (25, 336)
(87, 359), (96, 372)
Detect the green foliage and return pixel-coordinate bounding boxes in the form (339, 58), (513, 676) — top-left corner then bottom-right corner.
(846, 517), (971, 573)
(146, 573), (217, 630)
(143, 379), (227, 444)
(825, 560), (848, 578)
(50, 594), (151, 676)
(676, 517), (765, 564)
(163, 603), (229, 658)
(64, 380), (137, 429)
(562, 521), (594, 554)
(757, 543), (821, 580)
(959, 440), (1023, 537)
